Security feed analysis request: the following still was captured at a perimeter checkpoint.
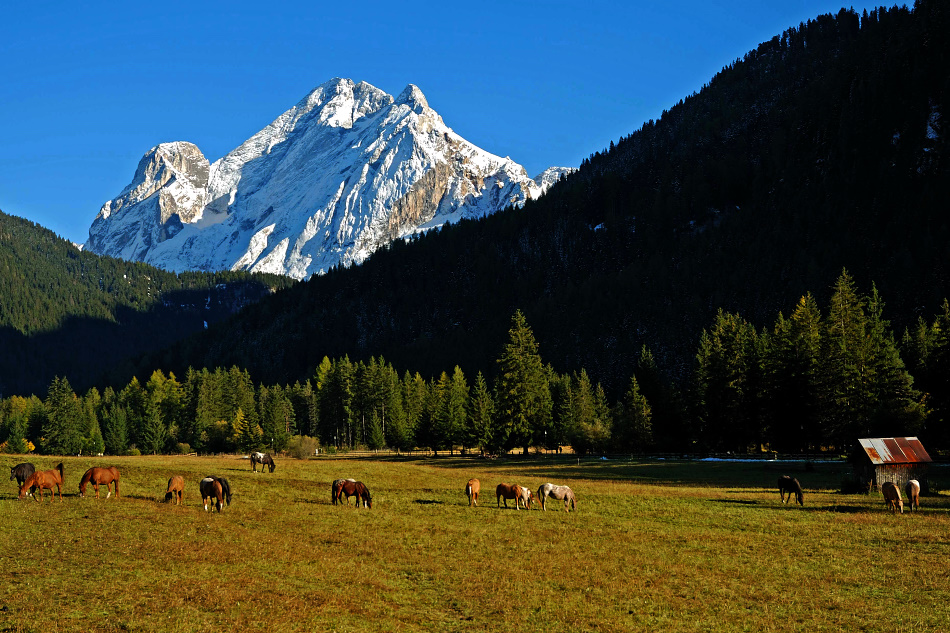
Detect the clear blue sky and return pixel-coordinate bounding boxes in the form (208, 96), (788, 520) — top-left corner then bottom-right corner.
(1, 1), (881, 244)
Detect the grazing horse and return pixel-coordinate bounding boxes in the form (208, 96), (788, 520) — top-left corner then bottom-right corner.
(905, 479), (920, 512)
(496, 483), (532, 510)
(250, 451), (276, 473)
(10, 463), (37, 497)
(79, 466), (120, 499)
(778, 475), (804, 507)
(199, 476), (232, 512)
(19, 463), (64, 502)
(465, 478), (480, 507)
(164, 476), (185, 505)
(332, 478), (356, 505)
(537, 483), (576, 512)
(882, 481), (903, 514)
(337, 480), (372, 508)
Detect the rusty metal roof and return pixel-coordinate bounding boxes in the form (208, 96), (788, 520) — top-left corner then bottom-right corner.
(858, 437), (932, 465)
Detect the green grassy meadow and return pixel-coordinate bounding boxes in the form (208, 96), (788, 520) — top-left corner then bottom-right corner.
(2, 454), (949, 632)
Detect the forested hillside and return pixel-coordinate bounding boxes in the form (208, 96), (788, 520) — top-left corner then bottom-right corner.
(142, 2), (947, 399)
(0, 211), (293, 396)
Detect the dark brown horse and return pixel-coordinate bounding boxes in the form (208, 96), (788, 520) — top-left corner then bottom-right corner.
(778, 475), (804, 506)
(10, 463), (37, 497)
(496, 483), (532, 510)
(79, 466), (120, 499)
(336, 480), (372, 508)
(164, 475), (184, 505)
(250, 451), (276, 473)
(199, 476), (232, 512)
(332, 478), (356, 504)
(19, 463), (64, 502)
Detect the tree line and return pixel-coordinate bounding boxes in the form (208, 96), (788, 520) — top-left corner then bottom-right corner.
(2, 272), (947, 457)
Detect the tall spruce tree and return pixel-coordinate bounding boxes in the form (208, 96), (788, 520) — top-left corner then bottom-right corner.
(494, 311), (552, 453)
(42, 376), (83, 455)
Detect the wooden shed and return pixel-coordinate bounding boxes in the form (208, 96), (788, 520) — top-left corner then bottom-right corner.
(853, 437), (932, 491)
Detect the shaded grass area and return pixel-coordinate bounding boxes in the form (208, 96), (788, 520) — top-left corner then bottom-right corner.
(1, 455), (948, 632)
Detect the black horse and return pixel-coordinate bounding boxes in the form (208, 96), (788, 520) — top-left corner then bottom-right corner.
(10, 463), (37, 497)
(250, 452), (276, 473)
(778, 475), (804, 506)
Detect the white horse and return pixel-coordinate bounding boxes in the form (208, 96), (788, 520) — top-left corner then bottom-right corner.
(537, 483), (576, 512)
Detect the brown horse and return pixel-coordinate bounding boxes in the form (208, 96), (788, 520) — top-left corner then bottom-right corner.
(778, 475), (804, 506)
(465, 478), (480, 507)
(164, 476), (185, 505)
(336, 480), (372, 508)
(905, 479), (920, 512)
(199, 476), (232, 512)
(332, 478), (356, 504)
(496, 483), (532, 510)
(19, 463), (64, 502)
(79, 466), (120, 499)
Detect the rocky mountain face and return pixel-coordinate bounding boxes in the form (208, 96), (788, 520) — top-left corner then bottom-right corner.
(87, 78), (570, 279)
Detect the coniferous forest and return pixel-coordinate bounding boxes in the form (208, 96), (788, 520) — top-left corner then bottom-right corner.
(1, 2), (949, 456)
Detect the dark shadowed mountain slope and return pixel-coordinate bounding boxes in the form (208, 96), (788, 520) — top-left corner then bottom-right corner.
(128, 2), (950, 394)
(0, 210), (293, 396)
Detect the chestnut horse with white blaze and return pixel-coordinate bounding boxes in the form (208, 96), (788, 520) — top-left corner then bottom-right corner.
(537, 483), (576, 511)
(19, 463), (64, 502)
(882, 481), (903, 514)
(496, 483), (532, 510)
(79, 466), (120, 499)
(165, 476), (184, 505)
(905, 480), (920, 512)
(465, 479), (480, 507)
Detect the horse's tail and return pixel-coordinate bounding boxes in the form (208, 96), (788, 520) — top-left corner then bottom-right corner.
(219, 478), (232, 505)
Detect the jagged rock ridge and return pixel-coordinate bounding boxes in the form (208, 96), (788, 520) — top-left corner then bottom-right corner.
(87, 79), (571, 279)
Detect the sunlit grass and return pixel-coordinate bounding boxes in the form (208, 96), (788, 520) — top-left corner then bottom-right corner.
(0, 455), (948, 632)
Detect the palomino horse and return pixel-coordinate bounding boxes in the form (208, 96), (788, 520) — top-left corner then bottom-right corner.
(778, 475), (804, 506)
(336, 480), (372, 508)
(882, 481), (903, 514)
(332, 478), (356, 505)
(10, 463), (36, 497)
(465, 478), (480, 507)
(250, 451), (276, 473)
(199, 476), (232, 512)
(905, 479), (921, 512)
(165, 476), (185, 505)
(19, 463), (64, 502)
(537, 483), (576, 511)
(79, 466), (120, 499)
(496, 483), (532, 510)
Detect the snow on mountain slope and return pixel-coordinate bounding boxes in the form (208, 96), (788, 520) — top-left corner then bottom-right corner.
(86, 78), (571, 279)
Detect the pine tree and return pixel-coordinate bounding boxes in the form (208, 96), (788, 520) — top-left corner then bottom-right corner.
(693, 310), (760, 451)
(494, 311), (552, 453)
(466, 372), (495, 456)
(614, 375), (653, 452)
(42, 376), (83, 455)
(140, 401), (167, 455)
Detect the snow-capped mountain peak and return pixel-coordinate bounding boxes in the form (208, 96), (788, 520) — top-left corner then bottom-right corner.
(86, 79), (571, 279)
